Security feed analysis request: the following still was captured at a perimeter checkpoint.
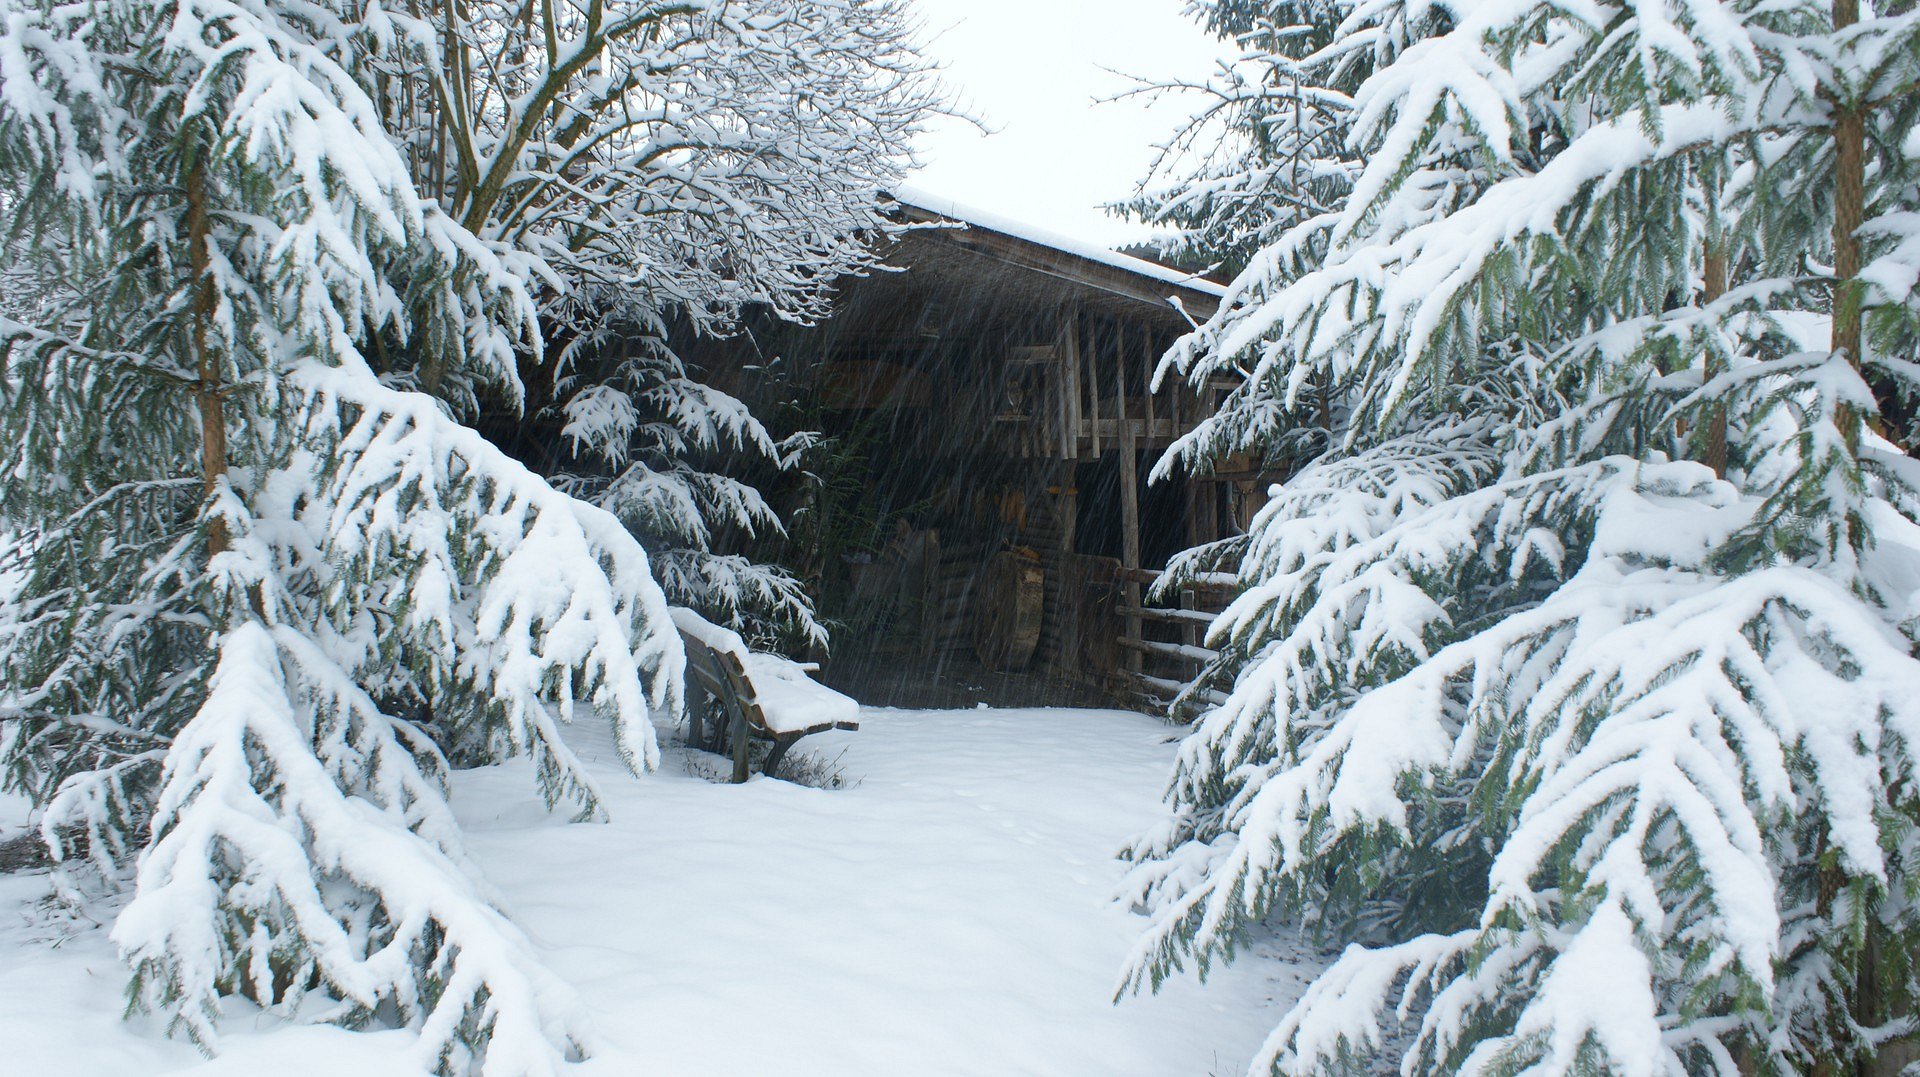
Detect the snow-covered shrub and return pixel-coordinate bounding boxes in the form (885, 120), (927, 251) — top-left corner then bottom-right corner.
(1126, 0), (1920, 1072)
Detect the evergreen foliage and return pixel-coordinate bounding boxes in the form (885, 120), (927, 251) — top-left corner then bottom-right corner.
(383, 0), (941, 647)
(1127, 0), (1920, 1072)
(0, 0), (929, 1069)
(554, 326), (828, 649)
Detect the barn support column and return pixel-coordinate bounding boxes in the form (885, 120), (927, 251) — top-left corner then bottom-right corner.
(1057, 311), (1082, 549)
(1086, 310), (1102, 456)
(1060, 312), (1081, 461)
(1118, 320), (1143, 677)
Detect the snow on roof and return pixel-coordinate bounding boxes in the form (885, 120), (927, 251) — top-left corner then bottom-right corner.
(888, 185), (1227, 301)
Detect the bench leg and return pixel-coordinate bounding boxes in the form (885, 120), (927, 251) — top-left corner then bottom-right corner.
(729, 709), (751, 784)
(762, 736), (798, 781)
(686, 680), (706, 751)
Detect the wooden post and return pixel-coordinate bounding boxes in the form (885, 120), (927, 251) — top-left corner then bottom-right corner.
(686, 677), (707, 752)
(1059, 461), (1078, 556)
(1063, 314), (1081, 461)
(1183, 475), (1203, 652)
(1117, 321), (1143, 677)
(1169, 371), (1181, 447)
(729, 705), (751, 783)
(1087, 314), (1102, 456)
(1144, 328), (1158, 442)
(1055, 332), (1071, 460)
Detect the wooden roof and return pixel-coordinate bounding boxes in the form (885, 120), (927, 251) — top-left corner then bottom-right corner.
(875, 190), (1224, 327)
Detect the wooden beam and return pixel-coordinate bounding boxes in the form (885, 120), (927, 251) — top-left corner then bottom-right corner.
(1060, 476), (1078, 555)
(1081, 417), (1179, 443)
(1144, 328), (1157, 434)
(1181, 585), (1202, 650)
(1118, 319), (1143, 676)
(1182, 475), (1201, 623)
(1200, 481), (1219, 544)
(1055, 319), (1071, 460)
(1117, 636), (1218, 664)
(1170, 370), (1182, 446)
(1115, 564), (1236, 590)
(1120, 668), (1231, 709)
(1118, 605), (1217, 627)
(1063, 314), (1081, 461)
(1087, 313), (1102, 456)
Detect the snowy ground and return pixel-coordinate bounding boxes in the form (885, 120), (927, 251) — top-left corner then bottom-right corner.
(0, 707), (1319, 1075)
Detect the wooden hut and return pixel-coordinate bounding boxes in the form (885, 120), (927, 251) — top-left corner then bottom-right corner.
(685, 189), (1252, 711)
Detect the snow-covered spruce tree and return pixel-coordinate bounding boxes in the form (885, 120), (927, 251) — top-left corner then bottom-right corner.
(1124, 0), (1920, 1072)
(378, 0), (940, 646)
(1120, 0), (1444, 494)
(551, 322), (828, 650)
(0, 0), (680, 1069)
(1121, 0), (1370, 279)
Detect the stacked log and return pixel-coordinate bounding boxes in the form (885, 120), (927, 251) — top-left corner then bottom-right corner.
(973, 550), (1045, 671)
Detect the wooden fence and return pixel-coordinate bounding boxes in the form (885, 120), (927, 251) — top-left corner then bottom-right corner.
(1112, 566), (1238, 718)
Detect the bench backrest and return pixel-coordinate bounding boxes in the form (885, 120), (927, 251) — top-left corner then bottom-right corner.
(674, 617), (770, 733)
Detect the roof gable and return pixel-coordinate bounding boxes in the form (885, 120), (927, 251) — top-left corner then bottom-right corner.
(885, 187), (1223, 322)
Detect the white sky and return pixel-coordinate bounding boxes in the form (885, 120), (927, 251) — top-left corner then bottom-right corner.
(904, 0), (1226, 251)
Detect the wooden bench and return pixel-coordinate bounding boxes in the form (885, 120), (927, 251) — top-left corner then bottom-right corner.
(671, 608), (860, 783)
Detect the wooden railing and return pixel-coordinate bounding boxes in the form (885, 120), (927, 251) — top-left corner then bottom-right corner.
(1112, 566), (1238, 717)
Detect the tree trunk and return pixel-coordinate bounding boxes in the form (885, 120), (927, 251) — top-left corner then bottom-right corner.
(1825, 9), (1889, 1066)
(1702, 241), (1729, 477)
(186, 152), (231, 559)
(1830, 0), (1866, 454)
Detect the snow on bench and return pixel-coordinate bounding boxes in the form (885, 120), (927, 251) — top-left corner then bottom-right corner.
(670, 607), (859, 782)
